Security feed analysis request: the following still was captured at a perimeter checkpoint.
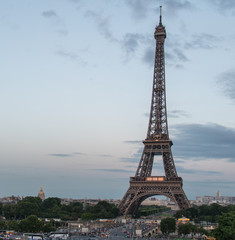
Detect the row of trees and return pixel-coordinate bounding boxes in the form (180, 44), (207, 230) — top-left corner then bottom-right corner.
(174, 203), (235, 223)
(0, 197), (119, 221)
(160, 217), (207, 237)
(0, 215), (56, 233)
(137, 205), (170, 217)
(174, 203), (235, 240)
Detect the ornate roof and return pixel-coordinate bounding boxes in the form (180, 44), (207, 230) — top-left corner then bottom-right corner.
(38, 186), (45, 200)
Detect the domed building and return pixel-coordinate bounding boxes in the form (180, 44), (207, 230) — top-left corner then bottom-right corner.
(38, 186), (45, 200)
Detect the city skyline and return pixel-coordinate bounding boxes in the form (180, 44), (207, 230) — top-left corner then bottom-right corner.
(1, 0), (235, 200)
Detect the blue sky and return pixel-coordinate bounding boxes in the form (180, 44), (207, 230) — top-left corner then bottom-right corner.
(1, 0), (235, 200)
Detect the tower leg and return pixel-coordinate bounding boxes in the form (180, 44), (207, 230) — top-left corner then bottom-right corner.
(119, 180), (190, 217)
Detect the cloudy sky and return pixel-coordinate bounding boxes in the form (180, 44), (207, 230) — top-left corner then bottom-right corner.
(1, 0), (235, 201)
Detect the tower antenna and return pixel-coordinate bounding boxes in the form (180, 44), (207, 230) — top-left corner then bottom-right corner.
(160, 6), (162, 24)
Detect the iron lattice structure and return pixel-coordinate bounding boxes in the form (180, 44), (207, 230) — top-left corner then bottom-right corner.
(119, 8), (190, 217)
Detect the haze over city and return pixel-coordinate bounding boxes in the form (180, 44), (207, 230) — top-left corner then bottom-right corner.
(1, 0), (235, 200)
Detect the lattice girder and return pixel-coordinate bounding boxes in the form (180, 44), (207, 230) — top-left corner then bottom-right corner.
(119, 8), (190, 216)
(119, 179), (190, 216)
(135, 140), (178, 179)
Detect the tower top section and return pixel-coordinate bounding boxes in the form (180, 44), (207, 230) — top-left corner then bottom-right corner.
(154, 6), (166, 39)
(147, 5), (168, 140)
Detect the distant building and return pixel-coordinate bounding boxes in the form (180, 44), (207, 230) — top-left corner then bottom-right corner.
(216, 190), (221, 199)
(60, 198), (120, 206)
(38, 186), (45, 200)
(141, 198), (167, 207)
(192, 191), (235, 206)
(0, 195), (22, 204)
(196, 196), (202, 202)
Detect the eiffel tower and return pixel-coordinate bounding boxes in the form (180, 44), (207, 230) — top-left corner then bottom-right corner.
(119, 7), (190, 217)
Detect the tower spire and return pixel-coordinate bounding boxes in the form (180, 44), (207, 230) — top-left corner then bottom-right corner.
(160, 6), (162, 25)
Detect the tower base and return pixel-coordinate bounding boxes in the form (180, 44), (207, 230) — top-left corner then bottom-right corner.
(119, 176), (190, 217)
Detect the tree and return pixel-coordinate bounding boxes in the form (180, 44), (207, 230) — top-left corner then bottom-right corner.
(197, 226), (208, 235)
(178, 223), (194, 237)
(42, 198), (61, 218)
(70, 202), (84, 219)
(6, 220), (19, 231)
(42, 222), (56, 233)
(0, 203), (2, 215)
(16, 202), (40, 219)
(0, 220), (6, 230)
(2, 204), (17, 219)
(20, 197), (42, 207)
(91, 201), (119, 219)
(42, 198), (61, 209)
(160, 217), (176, 235)
(212, 211), (235, 240)
(81, 212), (94, 221)
(18, 215), (43, 233)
